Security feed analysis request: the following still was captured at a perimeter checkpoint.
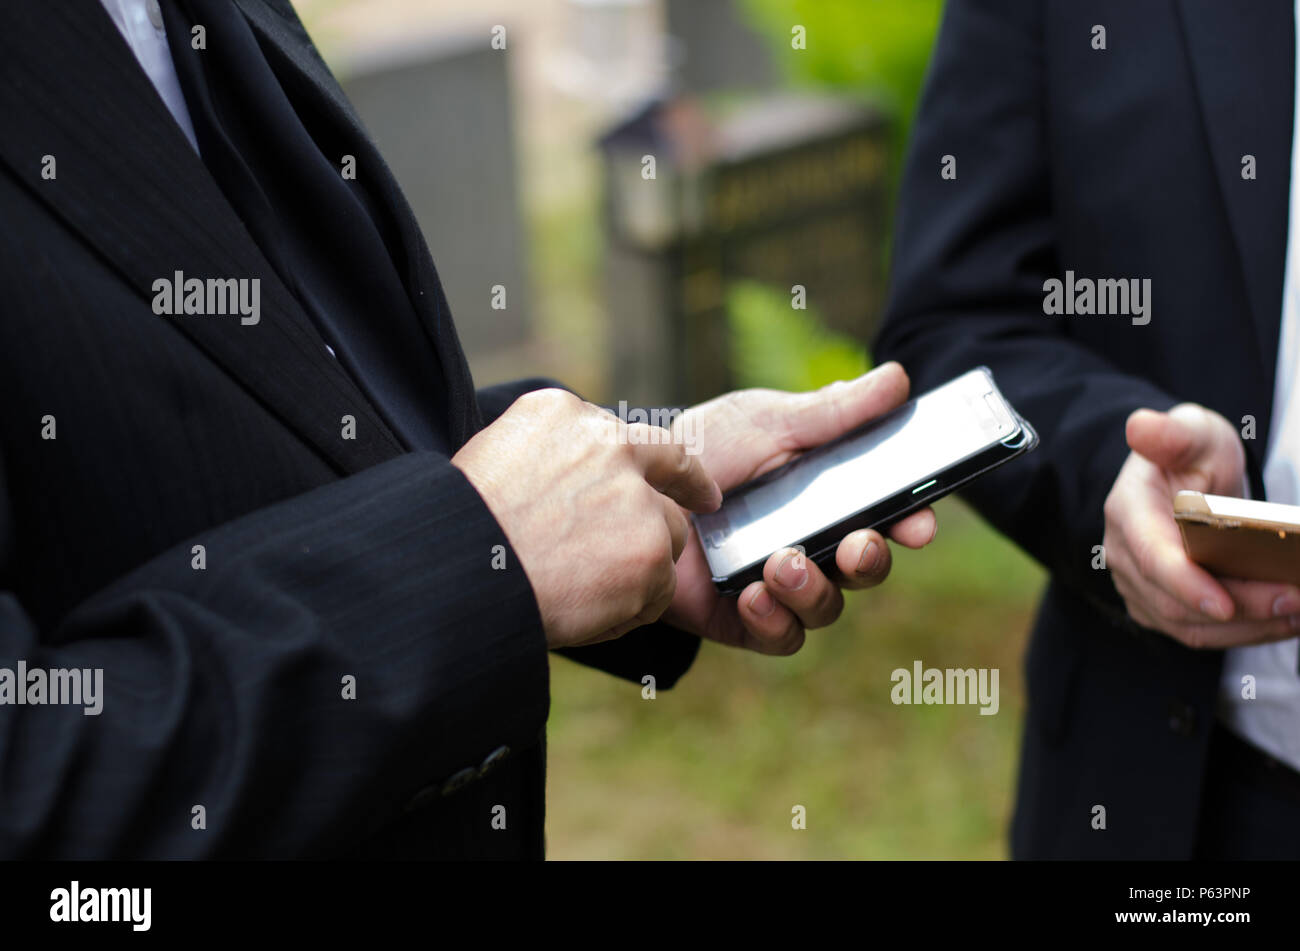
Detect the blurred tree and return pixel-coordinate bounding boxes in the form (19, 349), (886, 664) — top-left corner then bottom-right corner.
(726, 0), (943, 386)
(727, 280), (868, 390)
(738, 0), (944, 149)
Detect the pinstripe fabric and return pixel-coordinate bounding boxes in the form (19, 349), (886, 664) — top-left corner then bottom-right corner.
(0, 1), (698, 858)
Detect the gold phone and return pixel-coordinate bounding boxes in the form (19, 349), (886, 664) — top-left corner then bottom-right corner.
(1173, 490), (1300, 584)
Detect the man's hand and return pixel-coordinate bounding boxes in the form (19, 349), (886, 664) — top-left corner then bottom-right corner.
(452, 388), (721, 650)
(663, 362), (938, 655)
(1103, 402), (1300, 648)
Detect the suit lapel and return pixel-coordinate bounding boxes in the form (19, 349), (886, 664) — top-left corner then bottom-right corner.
(1176, 0), (1295, 440)
(233, 0), (484, 448)
(0, 2), (406, 475)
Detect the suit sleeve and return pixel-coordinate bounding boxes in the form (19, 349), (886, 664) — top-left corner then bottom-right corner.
(0, 448), (549, 858)
(874, 0), (1179, 613)
(476, 378), (701, 688)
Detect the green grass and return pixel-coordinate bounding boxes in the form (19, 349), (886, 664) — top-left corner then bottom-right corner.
(545, 497), (1045, 859)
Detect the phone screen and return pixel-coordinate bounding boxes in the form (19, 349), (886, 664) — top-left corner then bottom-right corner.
(695, 369), (1018, 580)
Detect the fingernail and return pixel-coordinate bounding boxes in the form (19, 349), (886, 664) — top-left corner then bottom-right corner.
(775, 551), (808, 590)
(1275, 593), (1300, 617)
(748, 586), (776, 617)
(856, 540), (880, 575)
(1200, 598), (1231, 621)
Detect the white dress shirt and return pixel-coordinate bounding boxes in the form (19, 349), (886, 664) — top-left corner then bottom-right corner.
(1216, 0), (1300, 771)
(99, 0), (200, 153)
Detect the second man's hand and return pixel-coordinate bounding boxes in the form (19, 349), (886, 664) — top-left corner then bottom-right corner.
(1104, 403), (1300, 647)
(664, 362), (938, 655)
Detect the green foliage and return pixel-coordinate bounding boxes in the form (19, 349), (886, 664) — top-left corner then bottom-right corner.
(727, 279), (869, 391)
(739, 0), (944, 143)
(727, 2), (947, 392)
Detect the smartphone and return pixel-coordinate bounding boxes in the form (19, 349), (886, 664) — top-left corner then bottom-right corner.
(1174, 490), (1300, 585)
(693, 367), (1038, 596)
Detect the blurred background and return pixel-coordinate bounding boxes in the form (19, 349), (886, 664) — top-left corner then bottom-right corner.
(297, 0), (1046, 858)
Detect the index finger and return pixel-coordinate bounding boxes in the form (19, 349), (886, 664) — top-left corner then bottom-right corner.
(625, 431), (721, 513)
(1126, 496), (1235, 620)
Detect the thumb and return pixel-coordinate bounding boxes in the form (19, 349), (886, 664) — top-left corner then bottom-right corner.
(1125, 404), (1231, 484)
(780, 362), (911, 450)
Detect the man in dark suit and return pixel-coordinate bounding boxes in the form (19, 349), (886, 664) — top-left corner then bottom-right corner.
(878, 0), (1300, 858)
(0, 2), (935, 858)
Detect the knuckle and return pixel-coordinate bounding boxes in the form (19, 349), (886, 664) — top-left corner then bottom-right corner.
(652, 561), (678, 610)
(772, 629), (806, 657)
(813, 592), (845, 628)
(718, 389), (751, 415)
(628, 545), (660, 579)
(521, 387), (569, 410)
(610, 433), (635, 460)
(666, 442), (692, 475)
(616, 423), (651, 459)
(819, 382), (849, 432)
(618, 470), (651, 501)
(628, 522), (670, 575)
(515, 389), (543, 408)
(632, 559), (676, 622)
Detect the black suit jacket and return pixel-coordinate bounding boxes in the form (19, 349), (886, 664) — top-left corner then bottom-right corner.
(0, 0), (698, 859)
(877, 0), (1294, 858)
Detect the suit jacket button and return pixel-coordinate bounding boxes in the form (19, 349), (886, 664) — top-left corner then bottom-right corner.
(478, 745), (510, 778)
(441, 767), (478, 797)
(1167, 700), (1196, 736)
